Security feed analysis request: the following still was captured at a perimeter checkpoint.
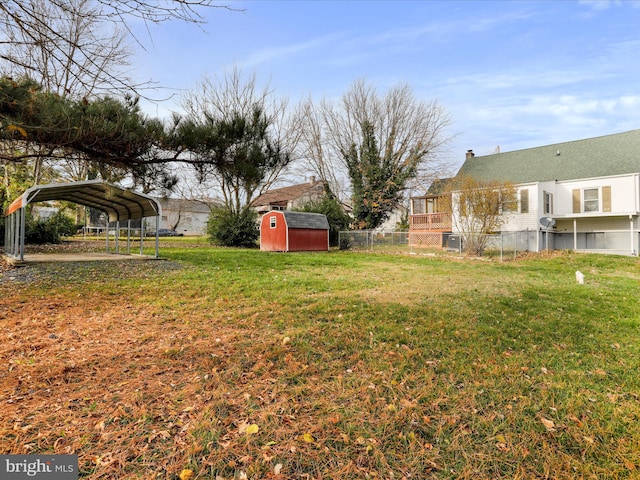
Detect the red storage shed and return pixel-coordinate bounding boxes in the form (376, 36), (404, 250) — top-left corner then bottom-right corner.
(260, 211), (330, 252)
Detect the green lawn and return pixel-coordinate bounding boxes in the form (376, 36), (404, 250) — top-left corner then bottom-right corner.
(2, 247), (639, 479)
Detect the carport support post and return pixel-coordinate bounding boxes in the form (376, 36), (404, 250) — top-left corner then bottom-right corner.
(126, 219), (131, 254)
(155, 215), (160, 258)
(105, 215), (109, 253)
(140, 218), (144, 256)
(115, 220), (120, 253)
(19, 205), (26, 261)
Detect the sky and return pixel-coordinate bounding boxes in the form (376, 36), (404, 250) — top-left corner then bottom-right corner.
(131, 0), (640, 174)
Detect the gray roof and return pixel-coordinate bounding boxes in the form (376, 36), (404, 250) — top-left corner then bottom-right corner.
(282, 211), (329, 230)
(6, 180), (160, 221)
(459, 129), (640, 183)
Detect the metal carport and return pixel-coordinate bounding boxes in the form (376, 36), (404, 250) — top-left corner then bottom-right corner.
(4, 180), (161, 261)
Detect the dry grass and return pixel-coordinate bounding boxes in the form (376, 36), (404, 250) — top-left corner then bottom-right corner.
(1, 245), (639, 479)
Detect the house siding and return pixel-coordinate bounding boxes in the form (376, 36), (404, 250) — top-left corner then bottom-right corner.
(500, 184), (540, 232)
(553, 174), (639, 217)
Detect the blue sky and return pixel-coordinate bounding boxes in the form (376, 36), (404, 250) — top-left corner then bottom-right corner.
(133, 0), (640, 173)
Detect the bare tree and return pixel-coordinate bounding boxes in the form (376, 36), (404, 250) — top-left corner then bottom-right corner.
(294, 97), (345, 198)
(443, 174), (517, 256)
(0, 0), (234, 95)
(298, 79), (452, 210)
(2, 0), (132, 98)
(179, 69), (298, 211)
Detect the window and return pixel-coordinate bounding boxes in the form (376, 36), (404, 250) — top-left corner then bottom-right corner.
(412, 198), (426, 214)
(574, 186), (611, 213)
(501, 191), (517, 213)
(583, 188), (599, 212)
(520, 189), (529, 213)
(269, 216), (277, 228)
(543, 191), (553, 214)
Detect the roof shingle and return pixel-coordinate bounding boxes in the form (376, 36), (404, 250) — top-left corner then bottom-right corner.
(459, 129), (640, 183)
(282, 211), (329, 230)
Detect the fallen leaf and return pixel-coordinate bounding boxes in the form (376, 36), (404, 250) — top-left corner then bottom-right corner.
(302, 433), (314, 443)
(274, 463), (283, 475)
(568, 414), (583, 427)
(179, 469), (194, 480)
(496, 442), (509, 452)
(246, 424), (259, 435)
(540, 417), (555, 432)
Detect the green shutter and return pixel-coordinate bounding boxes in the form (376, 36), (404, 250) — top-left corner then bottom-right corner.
(572, 189), (581, 213)
(520, 189), (529, 213)
(602, 186), (611, 212)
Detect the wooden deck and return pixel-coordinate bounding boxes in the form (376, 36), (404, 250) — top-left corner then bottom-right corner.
(409, 213), (452, 231)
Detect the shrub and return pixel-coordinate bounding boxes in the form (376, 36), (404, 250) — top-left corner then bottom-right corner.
(207, 207), (259, 248)
(25, 211), (76, 244)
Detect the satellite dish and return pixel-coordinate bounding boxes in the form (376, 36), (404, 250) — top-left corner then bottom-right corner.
(539, 217), (556, 228)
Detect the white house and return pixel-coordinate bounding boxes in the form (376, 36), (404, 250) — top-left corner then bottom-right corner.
(410, 129), (640, 255)
(155, 198), (212, 236)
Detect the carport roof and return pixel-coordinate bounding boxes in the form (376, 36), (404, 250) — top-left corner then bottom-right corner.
(6, 180), (161, 221)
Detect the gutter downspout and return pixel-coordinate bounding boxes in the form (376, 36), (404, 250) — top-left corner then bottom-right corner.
(573, 218), (577, 251)
(630, 215), (635, 256)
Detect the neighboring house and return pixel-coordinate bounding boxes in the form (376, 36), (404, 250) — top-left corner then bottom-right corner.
(252, 177), (325, 213)
(376, 204), (409, 231)
(155, 198), (212, 236)
(410, 129), (640, 255)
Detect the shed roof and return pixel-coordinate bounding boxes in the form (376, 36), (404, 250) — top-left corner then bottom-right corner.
(6, 180), (161, 221)
(458, 129), (640, 184)
(281, 211), (329, 230)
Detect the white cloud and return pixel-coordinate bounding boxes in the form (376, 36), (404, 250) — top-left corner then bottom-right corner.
(235, 32), (345, 69)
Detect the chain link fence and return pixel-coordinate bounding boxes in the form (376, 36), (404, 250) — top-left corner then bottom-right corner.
(339, 230), (410, 252)
(340, 229), (637, 257)
(340, 229), (539, 259)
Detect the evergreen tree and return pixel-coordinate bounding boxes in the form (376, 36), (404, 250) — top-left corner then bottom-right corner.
(343, 121), (417, 230)
(295, 184), (351, 246)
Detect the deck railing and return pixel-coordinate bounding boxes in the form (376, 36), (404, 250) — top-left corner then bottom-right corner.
(409, 213), (452, 231)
